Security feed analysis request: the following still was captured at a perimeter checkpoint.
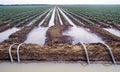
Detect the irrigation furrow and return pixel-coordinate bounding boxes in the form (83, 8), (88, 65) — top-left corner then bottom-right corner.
(60, 8), (86, 27)
(75, 12), (120, 30)
(54, 8), (61, 25)
(61, 7), (120, 42)
(56, 8), (63, 25)
(2, 25), (35, 44)
(40, 9), (53, 27)
(24, 8), (53, 45)
(48, 7), (56, 27)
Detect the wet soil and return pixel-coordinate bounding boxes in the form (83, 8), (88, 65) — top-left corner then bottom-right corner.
(0, 24), (12, 32)
(63, 9), (120, 42)
(86, 25), (120, 42)
(2, 25), (35, 44)
(0, 42), (119, 64)
(40, 10), (53, 27)
(45, 24), (73, 45)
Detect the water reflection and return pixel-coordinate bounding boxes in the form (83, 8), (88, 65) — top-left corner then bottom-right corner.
(104, 28), (120, 37)
(24, 27), (48, 45)
(63, 26), (104, 44)
(0, 27), (20, 42)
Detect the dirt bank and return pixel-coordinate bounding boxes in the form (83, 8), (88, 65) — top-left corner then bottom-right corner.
(3, 25), (35, 44)
(87, 25), (120, 42)
(45, 24), (73, 45)
(0, 42), (119, 64)
(0, 24), (13, 32)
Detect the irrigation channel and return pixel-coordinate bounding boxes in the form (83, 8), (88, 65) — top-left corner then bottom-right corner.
(0, 6), (120, 65)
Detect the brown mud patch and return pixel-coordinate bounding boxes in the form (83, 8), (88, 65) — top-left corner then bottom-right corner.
(45, 24), (73, 45)
(0, 24), (13, 32)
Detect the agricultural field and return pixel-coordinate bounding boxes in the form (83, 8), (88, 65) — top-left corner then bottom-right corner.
(0, 5), (120, 64)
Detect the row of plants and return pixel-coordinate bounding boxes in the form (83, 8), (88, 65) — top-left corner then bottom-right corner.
(61, 5), (120, 25)
(0, 6), (51, 26)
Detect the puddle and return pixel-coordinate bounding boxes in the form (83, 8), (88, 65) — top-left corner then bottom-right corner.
(24, 27), (48, 45)
(104, 28), (120, 37)
(48, 7), (56, 27)
(0, 62), (119, 72)
(63, 27), (104, 44)
(0, 27), (20, 42)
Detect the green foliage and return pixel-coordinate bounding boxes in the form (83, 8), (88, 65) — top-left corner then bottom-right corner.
(0, 6), (51, 25)
(61, 5), (120, 25)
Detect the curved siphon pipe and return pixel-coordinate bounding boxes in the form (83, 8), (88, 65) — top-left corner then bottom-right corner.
(17, 43), (24, 63)
(80, 42), (90, 64)
(8, 43), (19, 63)
(101, 43), (116, 64)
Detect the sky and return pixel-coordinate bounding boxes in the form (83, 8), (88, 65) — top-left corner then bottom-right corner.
(0, 0), (120, 5)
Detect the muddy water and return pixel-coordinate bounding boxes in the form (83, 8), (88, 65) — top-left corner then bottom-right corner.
(0, 28), (20, 42)
(0, 62), (119, 72)
(104, 28), (120, 37)
(49, 7), (56, 27)
(24, 27), (48, 45)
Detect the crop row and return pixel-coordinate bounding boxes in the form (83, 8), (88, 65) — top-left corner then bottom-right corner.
(61, 5), (120, 25)
(0, 6), (51, 26)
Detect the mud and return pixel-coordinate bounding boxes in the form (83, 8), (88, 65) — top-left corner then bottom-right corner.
(45, 24), (73, 45)
(2, 25), (35, 44)
(0, 24), (12, 32)
(87, 25), (120, 42)
(0, 42), (119, 64)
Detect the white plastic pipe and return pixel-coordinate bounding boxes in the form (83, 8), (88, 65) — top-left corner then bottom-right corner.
(102, 43), (116, 64)
(9, 43), (19, 63)
(80, 42), (90, 64)
(17, 43), (24, 63)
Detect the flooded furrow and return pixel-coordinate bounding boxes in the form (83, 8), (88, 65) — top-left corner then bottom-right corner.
(60, 8), (85, 27)
(48, 7), (56, 27)
(56, 8), (63, 25)
(27, 8), (52, 26)
(24, 27), (48, 45)
(0, 27), (20, 42)
(2, 25), (35, 44)
(58, 8), (104, 44)
(61, 8), (120, 42)
(54, 8), (61, 25)
(104, 28), (120, 37)
(24, 8), (54, 45)
(40, 9), (53, 27)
